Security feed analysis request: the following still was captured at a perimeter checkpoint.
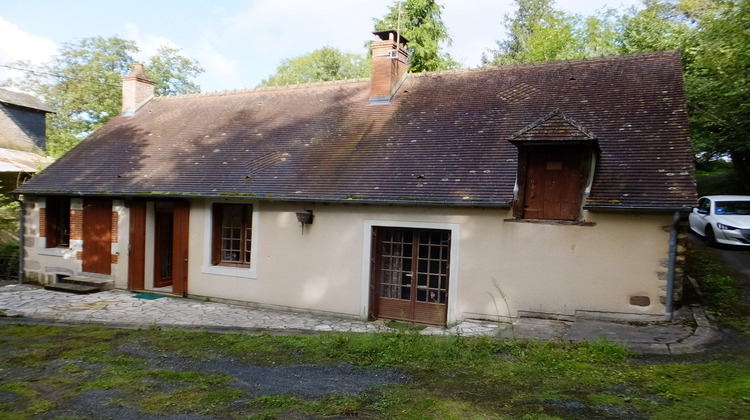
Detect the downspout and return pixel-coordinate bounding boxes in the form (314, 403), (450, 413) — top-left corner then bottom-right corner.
(665, 211), (680, 320)
(12, 194), (24, 285)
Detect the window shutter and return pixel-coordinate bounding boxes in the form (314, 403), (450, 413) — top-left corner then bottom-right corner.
(211, 203), (222, 265)
(46, 199), (58, 247)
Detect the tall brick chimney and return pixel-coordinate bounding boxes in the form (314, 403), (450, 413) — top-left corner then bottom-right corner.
(121, 63), (155, 116)
(370, 30), (409, 105)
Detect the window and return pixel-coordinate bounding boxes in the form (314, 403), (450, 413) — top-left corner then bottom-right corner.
(211, 203), (252, 266)
(516, 147), (588, 221)
(45, 197), (70, 248)
(508, 110), (599, 222)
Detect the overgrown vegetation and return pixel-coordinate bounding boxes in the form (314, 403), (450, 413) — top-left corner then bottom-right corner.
(685, 242), (748, 334)
(0, 322), (748, 419)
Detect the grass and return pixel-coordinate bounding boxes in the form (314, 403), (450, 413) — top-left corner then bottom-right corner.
(0, 242), (747, 418)
(0, 322), (748, 419)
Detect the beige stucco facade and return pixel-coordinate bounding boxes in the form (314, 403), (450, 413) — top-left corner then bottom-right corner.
(22, 195), (679, 324)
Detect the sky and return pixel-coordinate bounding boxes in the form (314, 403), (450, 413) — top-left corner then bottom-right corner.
(0, 0), (644, 94)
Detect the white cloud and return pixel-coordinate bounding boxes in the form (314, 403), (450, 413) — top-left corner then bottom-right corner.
(123, 23), (178, 62)
(0, 16), (57, 86)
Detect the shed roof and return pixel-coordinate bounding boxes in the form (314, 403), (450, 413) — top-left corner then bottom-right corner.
(0, 89), (54, 113)
(17, 51), (697, 210)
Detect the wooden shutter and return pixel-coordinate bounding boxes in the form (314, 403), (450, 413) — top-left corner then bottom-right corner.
(128, 200), (146, 290)
(211, 203), (222, 265)
(172, 201), (190, 297)
(82, 199), (112, 275)
(45, 198), (59, 247)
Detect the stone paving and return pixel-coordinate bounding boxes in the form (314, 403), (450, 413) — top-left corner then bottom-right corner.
(0, 284), (505, 337)
(0, 284), (722, 353)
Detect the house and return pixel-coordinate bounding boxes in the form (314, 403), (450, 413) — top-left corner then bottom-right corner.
(0, 88), (54, 197)
(15, 31), (697, 325)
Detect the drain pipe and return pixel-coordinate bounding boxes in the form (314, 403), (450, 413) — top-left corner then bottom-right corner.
(665, 211), (681, 320)
(13, 195), (24, 285)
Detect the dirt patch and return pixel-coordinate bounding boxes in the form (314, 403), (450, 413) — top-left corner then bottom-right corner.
(118, 340), (409, 398)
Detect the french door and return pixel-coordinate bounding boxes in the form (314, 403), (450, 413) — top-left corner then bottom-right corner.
(371, 227), (451, 325)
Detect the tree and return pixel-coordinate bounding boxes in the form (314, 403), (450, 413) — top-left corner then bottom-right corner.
(483, 0), (619, 65)
(374, 0), (460, 72)
(259, 47), (370, 87)
(3, 36), (203, 157)
(683, 0), (750, 190)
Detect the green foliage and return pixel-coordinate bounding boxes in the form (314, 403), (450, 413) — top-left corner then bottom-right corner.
(683, 0), (750, 192)
(3, 36), (203, 158)
(374, 0), (460, 72)
(484, 0), (620, 65)
(487, 0), (750, 190)
(259, 47), (369, 87)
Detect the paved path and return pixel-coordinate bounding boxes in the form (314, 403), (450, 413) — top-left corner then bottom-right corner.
(0, 284), (722, 354)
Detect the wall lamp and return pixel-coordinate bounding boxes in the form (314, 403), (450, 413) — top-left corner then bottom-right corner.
(295, 209), (313, 234)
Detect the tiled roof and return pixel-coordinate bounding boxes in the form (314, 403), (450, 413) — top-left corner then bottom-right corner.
(0, 89), (54, 113)
(510, 109), (598, 144)
(18, 51), (697, 210)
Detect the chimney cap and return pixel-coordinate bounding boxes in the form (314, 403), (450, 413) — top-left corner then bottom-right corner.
(123, 63), (154, 84)
(373, 30), (409, 45)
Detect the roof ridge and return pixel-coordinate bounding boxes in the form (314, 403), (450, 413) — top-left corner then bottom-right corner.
(154, 77), (371, 101)
(153, 50), (680, 101)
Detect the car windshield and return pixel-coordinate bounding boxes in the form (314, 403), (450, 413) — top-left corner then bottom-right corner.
(715, 201), (750, 215)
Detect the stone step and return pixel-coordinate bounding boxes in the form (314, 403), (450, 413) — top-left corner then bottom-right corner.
(60, 276), (114, 291)
(44, 282), (102, 295)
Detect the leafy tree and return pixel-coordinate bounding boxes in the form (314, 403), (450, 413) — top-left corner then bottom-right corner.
(3, 36), (203, 157)
(617, 0), (695, 54)
(484, 0), (619, 65)
(683, 0), (750, 190)
(374, 0), (460, 72)
(259, 47), (370, 87)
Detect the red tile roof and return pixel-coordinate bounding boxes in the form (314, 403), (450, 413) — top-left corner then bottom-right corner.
(19, 50), (697, 210)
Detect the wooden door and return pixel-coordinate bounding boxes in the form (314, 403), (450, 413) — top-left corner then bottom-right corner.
(153, 210), (174, 288)
(523, 149), (582, 220)
(171, 201), (190, 297)
(371, 227), (450, 325)
(82, 199), (112, 275)
(128, 200), (146, 290)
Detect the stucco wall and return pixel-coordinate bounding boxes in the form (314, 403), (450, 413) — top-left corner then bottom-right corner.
(21, 195), (675, 322)
(185, 199), (673, 322)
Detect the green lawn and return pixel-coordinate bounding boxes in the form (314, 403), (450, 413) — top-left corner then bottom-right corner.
(0, 242), (748, 419)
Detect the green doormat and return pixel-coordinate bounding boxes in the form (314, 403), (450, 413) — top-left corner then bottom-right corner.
(132, 293), (165, 300)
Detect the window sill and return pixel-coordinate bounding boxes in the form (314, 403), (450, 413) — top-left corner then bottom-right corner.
(201, 264), (257, 279)
(503, 219), (596, 227)
(37, 247), (71, 257)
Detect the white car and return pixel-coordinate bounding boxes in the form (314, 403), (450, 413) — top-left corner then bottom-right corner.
(689, 195), (750, 247)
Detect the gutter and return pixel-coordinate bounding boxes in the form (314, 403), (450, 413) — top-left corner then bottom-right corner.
(665, 211), (681, 320)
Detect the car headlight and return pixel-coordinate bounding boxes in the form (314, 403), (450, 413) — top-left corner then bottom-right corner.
(716, 223), (738, 230)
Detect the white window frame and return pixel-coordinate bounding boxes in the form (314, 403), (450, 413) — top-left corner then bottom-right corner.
(201, 200), (259, 279)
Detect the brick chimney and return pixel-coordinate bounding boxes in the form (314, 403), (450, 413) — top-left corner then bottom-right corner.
(370, 30), (409, 105)
(121, 63), (155, 116)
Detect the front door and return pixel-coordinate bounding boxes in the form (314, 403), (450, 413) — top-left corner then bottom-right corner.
(153, 210), (174, 288)
(128, 200), (189, 295)
(82, 198), (112, 275)
(370, 227), (451, 325)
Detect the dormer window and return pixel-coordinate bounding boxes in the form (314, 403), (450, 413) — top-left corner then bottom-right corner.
(509, 110), (599, 222)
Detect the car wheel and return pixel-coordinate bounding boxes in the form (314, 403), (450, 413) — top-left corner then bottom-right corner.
(704, 226), (717, 247)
